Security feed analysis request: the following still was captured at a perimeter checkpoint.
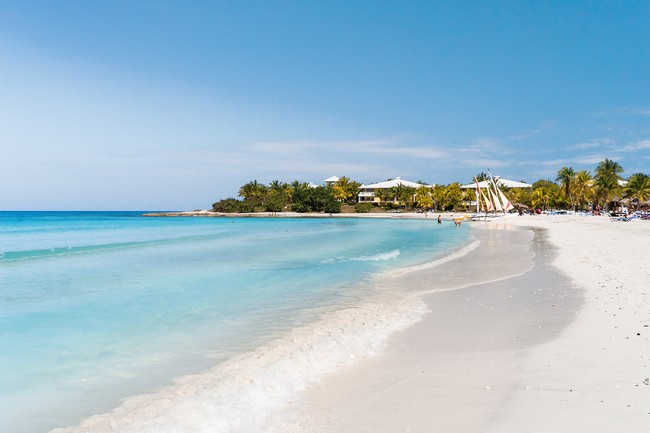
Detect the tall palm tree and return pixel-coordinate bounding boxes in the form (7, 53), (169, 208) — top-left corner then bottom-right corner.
(269, 180), (286, 192)
(334, 177), (348, 202)
(431, 185), (446, 211)
(238, 180), (268, 210)
(595, 158), (624, 180)
(571, 170), (594, 211)
(415, 185), (434, 209)
(624, 173), (650, 211)
(238, 180), (262, 200)
(594, 174), (622, 211)
(443, 183), (463, 210)
(333, 176), (361, 203)
(555, 166), (575, 208)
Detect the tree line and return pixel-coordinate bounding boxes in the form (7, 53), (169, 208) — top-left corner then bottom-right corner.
(211, 177), (472, 213)
(212, 180), (344, 213)
(211, 158), (649, 213)
(522, 159), (650, 211)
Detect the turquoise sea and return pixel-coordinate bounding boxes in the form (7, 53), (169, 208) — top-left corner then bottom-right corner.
(0, 212), (472, 433)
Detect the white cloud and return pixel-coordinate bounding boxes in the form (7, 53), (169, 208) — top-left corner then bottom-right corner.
(573, 137), (615, 150)
(574, 154), (612, 165)
(458, 137), (502, 153)
(539, 159), (571, 167)
(620, 139), (650, 152)
(245, 139), (449, 160)
(459, 158), (513, 168)
(509, 128), (544, 141)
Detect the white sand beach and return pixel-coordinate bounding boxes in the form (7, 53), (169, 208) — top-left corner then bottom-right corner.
(45, 213), (649, 433)
(293, 215), (650, 432)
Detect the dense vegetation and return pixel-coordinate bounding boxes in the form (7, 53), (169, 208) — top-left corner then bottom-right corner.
(212, 180), (345, 213)
(521, 159), (649, 211)
(212, 159), (649, 213)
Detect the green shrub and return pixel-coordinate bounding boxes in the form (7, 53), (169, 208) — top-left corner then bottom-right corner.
(212, 198), (240, 212)
(354, 203), (374, 213)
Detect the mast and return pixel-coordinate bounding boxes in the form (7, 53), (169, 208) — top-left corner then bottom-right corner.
(487, 169), (505, 215)
(474, 177), (482, 213)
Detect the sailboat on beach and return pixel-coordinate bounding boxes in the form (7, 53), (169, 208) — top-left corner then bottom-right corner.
(469, 171), (515, 221)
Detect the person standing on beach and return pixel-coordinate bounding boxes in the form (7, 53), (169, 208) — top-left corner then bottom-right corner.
(437, 215), (442, 224)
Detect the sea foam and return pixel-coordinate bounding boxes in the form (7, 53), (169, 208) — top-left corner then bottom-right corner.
(50, 238), (480, 433)
(0, 213), (475, 433)
(320, 249), (400, 264)
(50, 294), (428, 433)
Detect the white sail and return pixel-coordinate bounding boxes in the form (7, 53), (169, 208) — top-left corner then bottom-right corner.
(488, 185), (503, 211)
(497, 187), (514, 212)
(481, 190), (494, 212)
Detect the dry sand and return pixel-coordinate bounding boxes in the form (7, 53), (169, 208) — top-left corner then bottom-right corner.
(295, 215), (650, 432)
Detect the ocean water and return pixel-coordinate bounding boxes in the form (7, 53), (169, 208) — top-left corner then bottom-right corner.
(0, 212), (472, 433)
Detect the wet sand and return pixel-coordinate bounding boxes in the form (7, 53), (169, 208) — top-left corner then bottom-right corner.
(287, 224), (583, 432)
(290, 216), (650, 433)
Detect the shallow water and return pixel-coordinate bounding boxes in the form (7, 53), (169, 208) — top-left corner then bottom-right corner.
(0, 212), (472, 433)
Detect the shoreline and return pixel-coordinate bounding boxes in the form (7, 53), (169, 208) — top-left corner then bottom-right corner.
(142, 210), (473, 221)
(295, 216), (650, 432)
(46, 215), (650, 432)
(47, 219), (477, 433)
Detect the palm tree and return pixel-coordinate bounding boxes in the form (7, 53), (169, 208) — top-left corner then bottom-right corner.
(269, 180), (286, 192)
(239, 180), (264, 200)
(594, 174), (622, 211)
(291, 180), (310, 195)
(555, 166), (575, 208)
(624, 173), (650, 211)
(531, 186), (553, 210)
(238, 180), (269, 211)
(474, 172), (488, 182)
(415, 185), (434, 209)
(333, 176), (361, 203)
(390, 184), (416, 209)
(430, 185), (446, 211)
(332, 178), (347, 202)
(571, 170), (594, 211)
(595, 158), (624, 180)
(443, 183), (463, 211)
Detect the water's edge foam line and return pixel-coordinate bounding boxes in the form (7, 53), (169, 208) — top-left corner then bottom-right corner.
(50, 233), (499, 433)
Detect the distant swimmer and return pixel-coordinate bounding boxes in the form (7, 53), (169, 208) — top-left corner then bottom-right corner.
(437, 215), (442, 224)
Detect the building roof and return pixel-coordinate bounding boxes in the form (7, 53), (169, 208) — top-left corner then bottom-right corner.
(360, 177), (427, 189)
(461, 177), (532, 189)
(323, 176), (340, 183)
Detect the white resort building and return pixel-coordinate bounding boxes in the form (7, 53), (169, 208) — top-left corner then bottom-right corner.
(358, 177), (428, 203)
(323, 176), (340, 186)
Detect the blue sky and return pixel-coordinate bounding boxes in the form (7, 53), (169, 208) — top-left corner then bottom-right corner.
(1, 1), (649, 210)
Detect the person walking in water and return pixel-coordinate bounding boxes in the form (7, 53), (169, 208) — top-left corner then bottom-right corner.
(437, 215), (442, 224)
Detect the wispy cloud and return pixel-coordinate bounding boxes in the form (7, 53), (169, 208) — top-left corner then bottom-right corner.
(615, 107), (650, 117)
(620, 139), (650, 152)
(459, 158), (513, 169)
(508, 128), (544, 141)
(246, 139), (449, 160)
(539, 159), (571, 167)
(458, 137), (503, 153)
(572, 137), (615, 150)
(574, 154), (615, 165)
